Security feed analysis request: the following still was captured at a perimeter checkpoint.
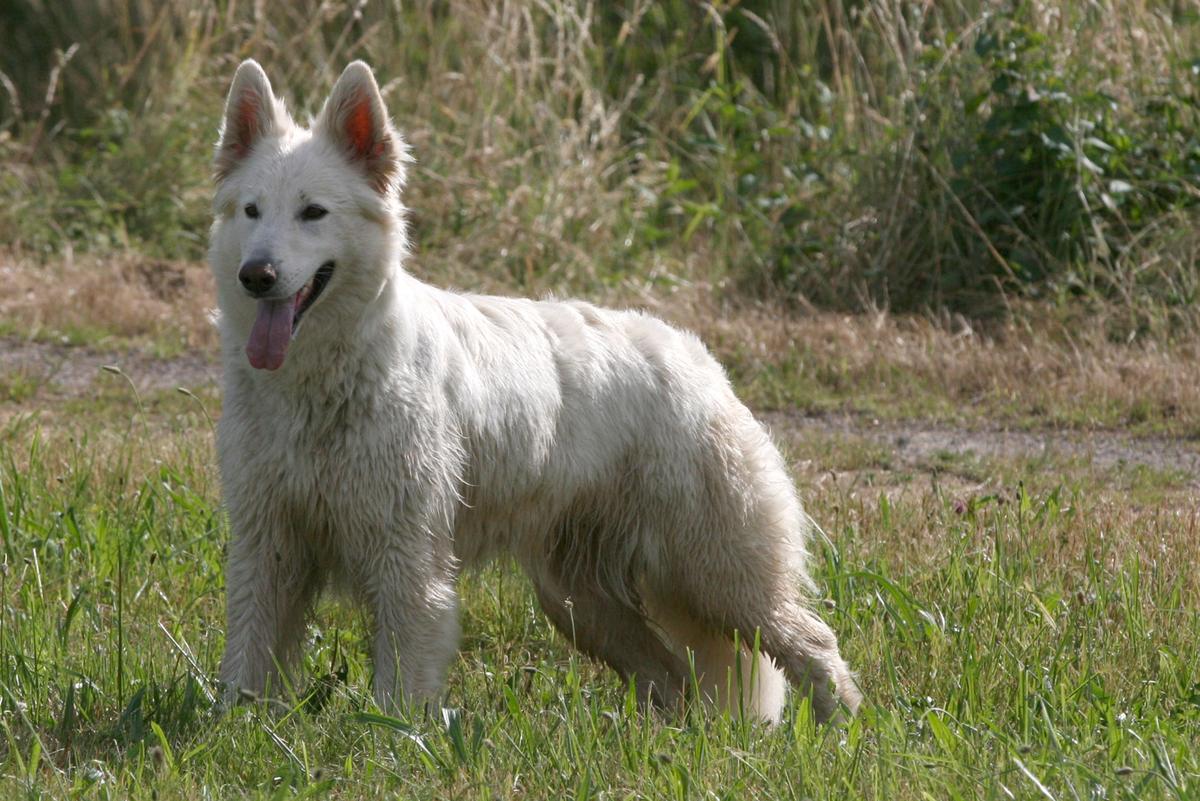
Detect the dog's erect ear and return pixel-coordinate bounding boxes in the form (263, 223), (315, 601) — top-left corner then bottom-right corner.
(317, 61), (403, 194)
(215, 60), (287, 181)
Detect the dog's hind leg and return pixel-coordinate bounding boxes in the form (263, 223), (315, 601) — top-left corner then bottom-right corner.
(529, 567), (688, 709)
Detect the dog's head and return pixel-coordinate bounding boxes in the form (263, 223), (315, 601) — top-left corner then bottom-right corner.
(209, 60), (410, 371)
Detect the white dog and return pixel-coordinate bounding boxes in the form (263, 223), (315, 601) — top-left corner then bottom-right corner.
(209, 60), (861, 724)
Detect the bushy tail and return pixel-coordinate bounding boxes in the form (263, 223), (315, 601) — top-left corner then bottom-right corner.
(646, 597), (787, 725)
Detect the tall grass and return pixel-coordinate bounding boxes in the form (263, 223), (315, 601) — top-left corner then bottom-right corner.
(1, 1), (1198, 324)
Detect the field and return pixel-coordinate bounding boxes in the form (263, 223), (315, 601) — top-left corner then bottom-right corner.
(2, 1), (1200, 799)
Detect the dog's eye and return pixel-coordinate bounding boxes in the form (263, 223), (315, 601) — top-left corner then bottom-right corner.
(244, 203), (259, 219)
(300, 204), (328, 221)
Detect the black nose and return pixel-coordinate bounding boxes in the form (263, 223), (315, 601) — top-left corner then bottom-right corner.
(238, 258), (277, 296)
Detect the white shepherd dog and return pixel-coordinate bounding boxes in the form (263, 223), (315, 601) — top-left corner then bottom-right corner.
(210, 60), (861, 724)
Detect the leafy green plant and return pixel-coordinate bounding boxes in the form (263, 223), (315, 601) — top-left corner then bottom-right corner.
(957, 17), (1200, 294)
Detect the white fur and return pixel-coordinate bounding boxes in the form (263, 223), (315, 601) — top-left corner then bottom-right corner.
(210, 60), (861, 724)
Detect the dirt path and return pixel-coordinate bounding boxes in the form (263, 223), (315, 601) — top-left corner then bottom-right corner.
(4, 336), (1199, 482)
(1, 337), (218, 395)
(765, 411), (1200, 484)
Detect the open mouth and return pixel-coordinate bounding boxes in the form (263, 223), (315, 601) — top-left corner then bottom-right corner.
(245, 261), (335, 371)
(292, 261), (335, 333)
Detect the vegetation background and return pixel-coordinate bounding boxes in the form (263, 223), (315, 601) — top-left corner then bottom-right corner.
(1, 1), (1199, 798)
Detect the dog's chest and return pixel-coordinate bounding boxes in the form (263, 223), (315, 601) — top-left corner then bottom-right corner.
(223, 374), (463, 535)
(226, 386), (410, 519)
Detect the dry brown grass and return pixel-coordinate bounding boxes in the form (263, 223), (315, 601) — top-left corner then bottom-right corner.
(674, 294), (1200, 431)
(0, 249), (216, 350)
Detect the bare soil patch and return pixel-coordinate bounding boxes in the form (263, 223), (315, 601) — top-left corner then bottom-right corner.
(765, 411), (1200, 486)
(0, 336), (218, 396)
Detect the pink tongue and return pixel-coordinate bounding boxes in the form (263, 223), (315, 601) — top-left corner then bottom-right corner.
(245, 299), (293, 370)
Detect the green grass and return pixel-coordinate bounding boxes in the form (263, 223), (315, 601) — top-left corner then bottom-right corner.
(0, 371), (41, 405)
(0, 394), (1196, 799)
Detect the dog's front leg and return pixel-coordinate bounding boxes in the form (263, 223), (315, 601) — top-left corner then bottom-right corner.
(219, 523), (318, 707)
(367, 549), (461, 713)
